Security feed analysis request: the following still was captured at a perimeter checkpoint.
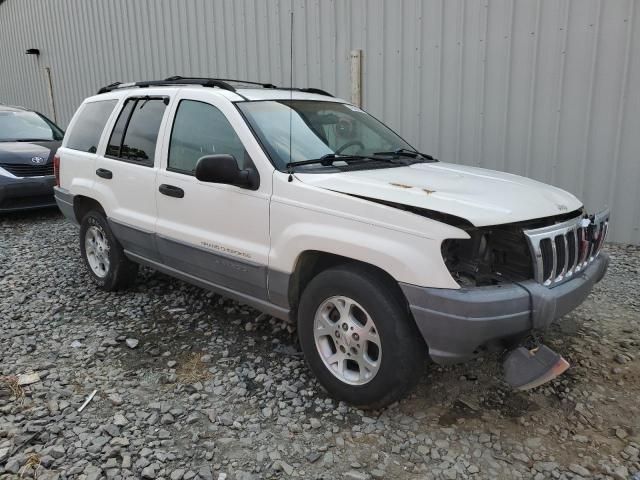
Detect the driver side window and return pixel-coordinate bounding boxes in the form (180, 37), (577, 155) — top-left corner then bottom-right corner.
(168, 100), (249, 175)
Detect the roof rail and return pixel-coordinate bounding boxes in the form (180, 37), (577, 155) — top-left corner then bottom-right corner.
(165, 76), (333, 97)
(165, 76), (277, 89)
(279, 87), (334, 97)
(97, 76), (334, 97)
(97, 78), (237, 95)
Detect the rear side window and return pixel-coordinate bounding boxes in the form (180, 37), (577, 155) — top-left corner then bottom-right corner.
(106, 98), (167, 165)
(168, 100), (249, 174)
(65, 100), (117, 153)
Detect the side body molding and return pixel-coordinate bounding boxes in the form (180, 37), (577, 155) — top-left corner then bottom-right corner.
(108, 218), (284, 319)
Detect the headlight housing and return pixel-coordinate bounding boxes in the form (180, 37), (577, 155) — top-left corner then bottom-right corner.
(441, 227), (533, 287)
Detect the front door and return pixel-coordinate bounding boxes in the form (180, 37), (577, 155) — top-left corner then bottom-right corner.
(154, 91), (272, 301)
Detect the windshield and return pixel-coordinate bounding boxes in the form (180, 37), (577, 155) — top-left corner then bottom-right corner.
(237, 100), (414, 170)
(0, 111), (64, 142)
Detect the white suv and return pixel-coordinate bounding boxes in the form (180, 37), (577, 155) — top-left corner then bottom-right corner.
(55, 77), (609, 408)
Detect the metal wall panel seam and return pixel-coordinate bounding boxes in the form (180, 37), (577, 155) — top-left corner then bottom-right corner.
(608, 0), (634, 212)
(627, 2), (640, 244)
(51, 0), (71, 119)
(85, 0), (101, 93)
(523, 0), (542, 179)
(256, 0), (269, 82)
(500, 0), (515, 173)
(333, 0), (341, 98)
(195, 0), (207, 76)
(550, 0), (571, 186)
(163, 1), (175, 77)
(435, 0), (444, 157)
(416, 0), (425, 147)
(213, 0), (227, 78)
(475, 0), (489, 166)
(454, 0), (465, 165)
(577, 0), (603, 200)
(142, 1), (157, 77)
(244, 0), (258, 80)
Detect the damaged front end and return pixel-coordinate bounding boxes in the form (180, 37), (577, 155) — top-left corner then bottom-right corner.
(400, 205), (610, 390)
(440, 209), (592, 287)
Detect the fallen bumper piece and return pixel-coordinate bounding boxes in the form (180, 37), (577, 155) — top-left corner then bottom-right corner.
(503, 344), (570, 391)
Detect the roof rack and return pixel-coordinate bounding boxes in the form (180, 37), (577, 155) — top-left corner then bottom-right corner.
(164, 76), (277, 89)
(96, 76), (334, 97)
(278, 87), (334, 97)
(97, 78), (237, 94)
(165, 77), (333, 96)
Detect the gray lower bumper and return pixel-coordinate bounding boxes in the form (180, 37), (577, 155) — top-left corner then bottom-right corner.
(401, 253), (609, 365)
(53, 186), (77, 224)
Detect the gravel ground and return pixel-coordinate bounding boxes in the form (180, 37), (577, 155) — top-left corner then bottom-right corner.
(1, 209), (639, 480)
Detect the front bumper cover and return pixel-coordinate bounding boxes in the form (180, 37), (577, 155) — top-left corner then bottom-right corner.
(0, 174), (56, 212)
(401, 252), (609, 365)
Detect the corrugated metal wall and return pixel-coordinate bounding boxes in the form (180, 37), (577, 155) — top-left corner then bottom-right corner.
(1, 0), (639, 243)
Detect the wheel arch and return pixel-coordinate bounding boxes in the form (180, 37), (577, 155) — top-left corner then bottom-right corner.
(285, 250), (411, 319)
(73, 195), (105, 223)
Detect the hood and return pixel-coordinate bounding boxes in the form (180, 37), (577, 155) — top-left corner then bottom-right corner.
(296, 162), (583, 227)
(0, 141), (60, 165)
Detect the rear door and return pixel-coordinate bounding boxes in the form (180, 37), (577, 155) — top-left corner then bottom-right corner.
(154, 90), (272, 302)
(93, 93), (171, 261)
(58, 99), (118, 195)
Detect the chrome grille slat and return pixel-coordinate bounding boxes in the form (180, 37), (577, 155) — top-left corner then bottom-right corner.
(524, 209), (609, 287)
(568, 227), (579, 277)
(559, 234), (569, 281)
(549, 238), (557, 285)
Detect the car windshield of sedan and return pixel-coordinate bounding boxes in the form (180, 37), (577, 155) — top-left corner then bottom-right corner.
(0, 111), (64, 142)
(237, 100), (415, 170)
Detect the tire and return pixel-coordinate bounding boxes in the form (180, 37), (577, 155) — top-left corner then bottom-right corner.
(79, 210), (138, 291)
(297, 264), (426, 409)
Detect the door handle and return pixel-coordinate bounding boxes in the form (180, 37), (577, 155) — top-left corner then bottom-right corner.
(96, 168), (112, 179)
(159, 184), (184, 198)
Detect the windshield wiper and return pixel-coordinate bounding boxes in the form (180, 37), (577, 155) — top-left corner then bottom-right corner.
(12, 138), (53, 142)
(287, 153), (385, 169)
(373, 148), (437, 161)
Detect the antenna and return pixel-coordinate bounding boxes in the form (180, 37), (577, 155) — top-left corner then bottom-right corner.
(287, 6), (294, 182)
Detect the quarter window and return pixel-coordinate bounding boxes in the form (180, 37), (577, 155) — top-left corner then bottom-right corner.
(106, 98), (167, 165)
(168, 100), (249, 174)
(65, 100), (117, 153)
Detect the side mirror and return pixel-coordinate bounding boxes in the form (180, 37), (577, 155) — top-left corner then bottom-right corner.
(195, 154), (259, 190)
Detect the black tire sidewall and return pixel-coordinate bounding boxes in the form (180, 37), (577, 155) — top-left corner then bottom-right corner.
(79, 211), (123, 290)
(298, 265), (425, 409)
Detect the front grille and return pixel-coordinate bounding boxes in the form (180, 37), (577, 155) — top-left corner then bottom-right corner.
(523, 209), (609, 287)
(0, 163), (54, 177)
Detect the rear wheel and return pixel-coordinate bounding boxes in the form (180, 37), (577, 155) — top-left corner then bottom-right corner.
(297, 264), (426, 409)
(79, 210), (138, 291)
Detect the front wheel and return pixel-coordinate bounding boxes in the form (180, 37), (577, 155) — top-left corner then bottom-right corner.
(297, 264), (426, 409)
(79, 210), (138, 291)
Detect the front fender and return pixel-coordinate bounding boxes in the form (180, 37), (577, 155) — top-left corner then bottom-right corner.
(269, 174), (469, 289)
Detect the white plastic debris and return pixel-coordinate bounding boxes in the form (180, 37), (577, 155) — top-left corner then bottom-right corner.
(17, 372), (40, 386)
(77, 389), (98, 412)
